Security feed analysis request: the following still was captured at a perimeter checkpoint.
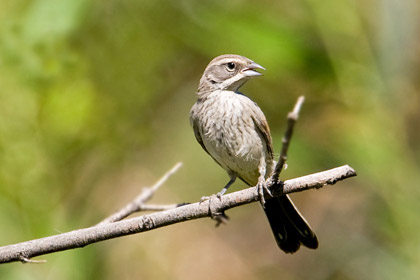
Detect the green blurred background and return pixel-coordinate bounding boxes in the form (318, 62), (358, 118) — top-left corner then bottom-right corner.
(1, 0), (419, 279)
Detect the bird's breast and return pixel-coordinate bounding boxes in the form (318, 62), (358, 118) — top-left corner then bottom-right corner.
(196, 91), (265, 179)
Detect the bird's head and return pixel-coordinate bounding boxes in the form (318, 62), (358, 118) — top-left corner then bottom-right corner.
(197, 54), (265, 96)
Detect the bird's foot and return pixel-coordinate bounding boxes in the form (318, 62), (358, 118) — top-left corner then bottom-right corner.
(257, 177), (273, 207)
(199, 195), (212, 203)
(199, 193), (229, 226)
(200, 189), (225, 203)
(212, 211), (229, 227)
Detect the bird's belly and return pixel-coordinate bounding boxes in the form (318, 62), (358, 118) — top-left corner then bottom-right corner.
(201, 114), (263, 185)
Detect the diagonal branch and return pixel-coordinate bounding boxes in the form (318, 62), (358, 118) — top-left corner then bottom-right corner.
(271, 96), (305, 184)
(0, 165), (356, 264)
(98, 162), (183, 225)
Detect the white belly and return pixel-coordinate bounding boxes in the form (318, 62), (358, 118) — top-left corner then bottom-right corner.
(196, 91), (269, 185)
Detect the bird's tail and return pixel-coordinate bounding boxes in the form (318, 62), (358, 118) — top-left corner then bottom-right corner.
(263, 195), (318, 253)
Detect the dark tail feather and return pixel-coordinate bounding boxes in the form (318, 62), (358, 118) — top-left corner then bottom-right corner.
(263, 195), (318, 253)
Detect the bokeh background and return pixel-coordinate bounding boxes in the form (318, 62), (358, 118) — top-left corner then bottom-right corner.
(1, 0), (419, 279)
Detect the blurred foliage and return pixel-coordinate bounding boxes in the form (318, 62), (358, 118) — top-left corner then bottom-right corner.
(0, 0), (419, 279)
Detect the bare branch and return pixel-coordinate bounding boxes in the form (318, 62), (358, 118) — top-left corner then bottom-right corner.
(98, 162), (183, 225)
(272, 96), (305, 183)
(0, 98), (357, 265)
(0, 165), (356, 264)
(134, 204), (179, 212)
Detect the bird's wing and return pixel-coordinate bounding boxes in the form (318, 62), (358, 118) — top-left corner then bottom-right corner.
(190, 105), (223, 168)
(250, 103), (274, 160)
(191, 117), (209, 155)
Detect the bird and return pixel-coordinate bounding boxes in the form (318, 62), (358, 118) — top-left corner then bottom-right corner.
(189, 54), (318, 253)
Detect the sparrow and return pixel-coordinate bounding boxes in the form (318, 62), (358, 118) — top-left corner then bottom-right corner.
(189, 54), (318, 253)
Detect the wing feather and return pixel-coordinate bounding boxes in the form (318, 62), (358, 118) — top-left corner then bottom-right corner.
(250, 104), (274, 161)
(190, 105), (223, 167)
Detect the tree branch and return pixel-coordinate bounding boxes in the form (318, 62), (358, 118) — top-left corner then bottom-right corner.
(272, 96), (305, 183)
(0, 165), (356, 264)
(98, 162), (183, 225)
(0, 96), (358, 265)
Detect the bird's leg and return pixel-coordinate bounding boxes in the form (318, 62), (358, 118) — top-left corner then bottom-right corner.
(200, 174), (236, 202)
(217, 176), (236, 198)
(200, 174), (236, 224)
(257, 158), (272, 207)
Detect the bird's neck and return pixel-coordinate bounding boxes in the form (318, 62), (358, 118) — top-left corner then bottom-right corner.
(197, 78), (248, 99)
(196, 89), (241, 101)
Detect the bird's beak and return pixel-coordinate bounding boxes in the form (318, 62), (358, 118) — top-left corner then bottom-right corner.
(242, 62), (266, 77)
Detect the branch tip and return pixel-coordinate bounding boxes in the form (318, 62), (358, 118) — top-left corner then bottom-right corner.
(20, 256), (47, 264)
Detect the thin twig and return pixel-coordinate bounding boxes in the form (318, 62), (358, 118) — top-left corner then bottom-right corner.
(0, 165), (356, 264)
(135, 204), (179, 211)
(98, 162), (183, 225)
(271, 96), (305, 184)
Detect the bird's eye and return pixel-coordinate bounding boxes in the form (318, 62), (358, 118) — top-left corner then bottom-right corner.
(226, 62), (236, 71)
